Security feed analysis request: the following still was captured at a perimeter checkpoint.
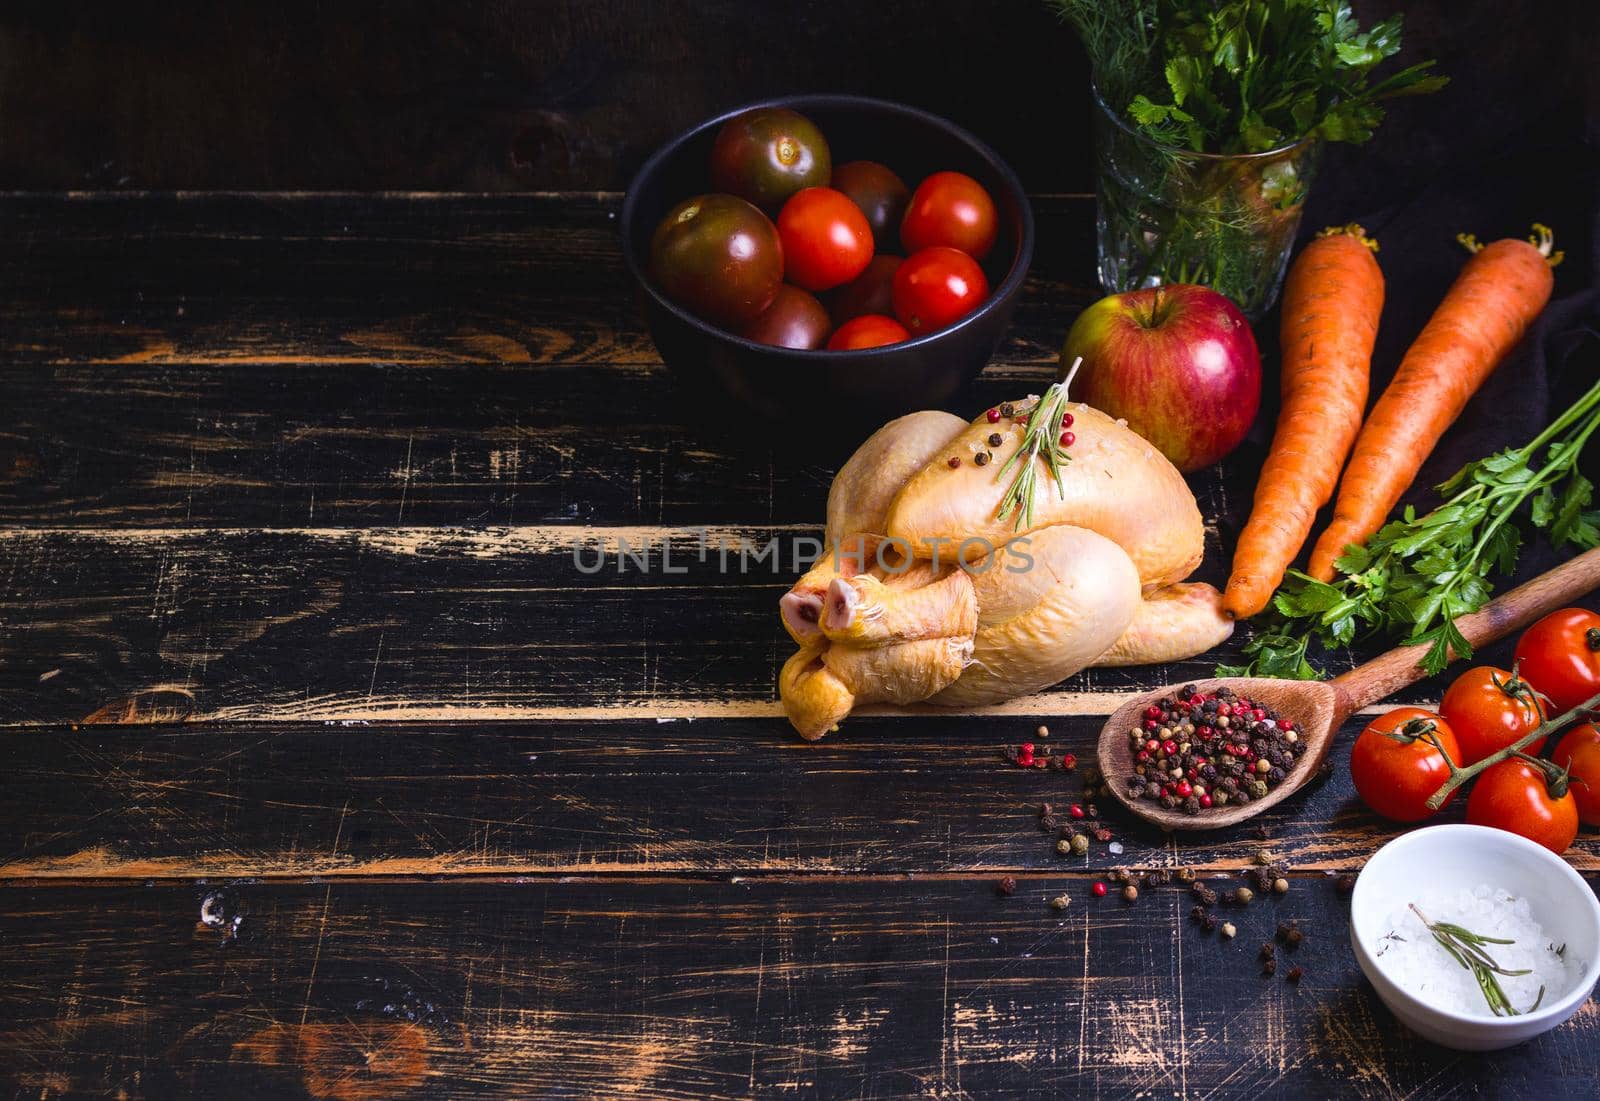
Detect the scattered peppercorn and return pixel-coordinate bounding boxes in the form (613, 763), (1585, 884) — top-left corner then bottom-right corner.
(1122, 884), (1139, 902)
(1036, 724), (1049, 739)
(1273, 877), (1289, 895)
(1091, 881), (1107, 898)
(987, 432), (1005, 448)
(1051, 894), (1070, 911)
(1062, 412), (1075, 428)
(1056, 839), (1072, 856)
(1000, 402), (1015, 417)
(1286, 966), (1304, 983)
(1231, 887), (1255, 905)
(974, 450), (991, 467)
(1260, 942), (1276, 961)
(1060, 753), (1077, 771)
(947, 456), (961, 469)
(1277, 921), (1304, 949)
(1069, 804), (1085, 819)
(1093, 828), (1113, 843)
(1059, 430), (1076, 448)
(1221, 921), (1237, 939)
(1070, 834), (1089, 856)
(996, 876), (1017, 896)
(1201, 913), (1218, 933)
(1189, 904), (1208, 924)
(1262, 958), (1278, 977)
(986, 408), (1001, 423)
(1177, 867), (1196, 883)
(1253, 851), (1274, 867)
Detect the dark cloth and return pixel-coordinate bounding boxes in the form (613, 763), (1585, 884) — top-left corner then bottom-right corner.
(1244, 128), (1599, 591)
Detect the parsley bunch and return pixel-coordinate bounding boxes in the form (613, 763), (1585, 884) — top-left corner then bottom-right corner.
(1222, 378), (1600, 680)
(1050, 0), (1447, 155)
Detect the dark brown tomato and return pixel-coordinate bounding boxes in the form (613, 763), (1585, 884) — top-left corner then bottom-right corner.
(829, 254), (902, 325)
(741, 284), (833, 349)
(649, 194), (784, 329)
(709, 108), (831, 213)
(831, 161), (910, 250)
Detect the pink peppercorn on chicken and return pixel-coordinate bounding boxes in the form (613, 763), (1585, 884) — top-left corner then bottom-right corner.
(778, 396), (1232, 739)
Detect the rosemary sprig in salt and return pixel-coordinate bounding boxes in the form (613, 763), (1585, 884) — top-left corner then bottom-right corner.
(1410, 903), (1546, 1017)
(995, 358), (1081, 531)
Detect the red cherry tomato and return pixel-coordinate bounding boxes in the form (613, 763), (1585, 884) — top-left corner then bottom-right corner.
(1553, 723), (1600, 827)
(1349, 707), (1461, 822)
(1513, 608), (1600, 713)
(892, 247), (989, 335)
(1438, 665), (1547, 765)
(1466, 757), (1579, 854)
(900, 171), (998, 260)
(776, 187), (874, 292)
(827, 314), (909, 350)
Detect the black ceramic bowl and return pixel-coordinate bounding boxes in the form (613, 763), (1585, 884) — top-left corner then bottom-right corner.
(621, 94), (1034, 424)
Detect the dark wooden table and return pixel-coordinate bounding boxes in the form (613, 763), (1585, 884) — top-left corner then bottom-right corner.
(2, 191), (1596, 1099)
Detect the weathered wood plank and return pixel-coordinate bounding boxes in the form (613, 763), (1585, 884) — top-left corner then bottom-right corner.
(0, 513), (1368, 727)
(2, 878), (1596, 1100)
(4, 714), (1597, 878)
(0, 192), (1096, 530)
(4, 514), (1579, 728)
(0, 191), (1091, 363)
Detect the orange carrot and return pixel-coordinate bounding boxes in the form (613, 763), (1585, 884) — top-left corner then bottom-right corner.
(1223, 225), (1384, 619)
(1306, 224), (1562, 581)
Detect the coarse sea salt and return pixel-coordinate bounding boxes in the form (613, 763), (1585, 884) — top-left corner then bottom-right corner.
(1373, 884), (1584, 1017)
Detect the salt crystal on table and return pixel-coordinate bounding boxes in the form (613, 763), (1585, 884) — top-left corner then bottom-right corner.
(1373, 884), (1584, 1017)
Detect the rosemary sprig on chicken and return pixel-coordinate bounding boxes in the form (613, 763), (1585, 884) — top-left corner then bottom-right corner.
(996, 358), (1083, 531)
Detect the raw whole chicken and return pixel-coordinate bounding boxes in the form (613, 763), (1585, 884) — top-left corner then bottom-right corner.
(778, 393), (1233, 739)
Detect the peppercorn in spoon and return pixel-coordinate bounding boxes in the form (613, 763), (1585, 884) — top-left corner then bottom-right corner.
(1096, 546), (1600, 831)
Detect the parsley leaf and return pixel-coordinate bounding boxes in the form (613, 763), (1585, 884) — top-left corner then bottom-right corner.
(1219, 377), (1600, 679)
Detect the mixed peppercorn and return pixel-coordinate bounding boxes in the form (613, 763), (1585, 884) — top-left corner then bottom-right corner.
(1124, 684), (1305, 814)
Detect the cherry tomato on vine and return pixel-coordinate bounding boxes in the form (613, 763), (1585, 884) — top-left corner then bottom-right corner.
(892, 247), (989, 335)
(1513, 608), (1600, 713)
(1465, 757), (1579, 854)
(900, 171), (998, 259)
(776, 187), (874, 293)
(1438, 665), (1548, 765)
(1349, 707), (1462, 822)
(1553, 723), (1600, 827)
(827, 314), (909, 350)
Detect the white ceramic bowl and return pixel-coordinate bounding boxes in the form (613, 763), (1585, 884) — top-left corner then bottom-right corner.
(1351, 823), (1600, 1050)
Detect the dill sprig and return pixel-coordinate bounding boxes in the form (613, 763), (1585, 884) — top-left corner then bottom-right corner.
(995, 359), (1081, 531)
(1410, 904), (1545, 1017)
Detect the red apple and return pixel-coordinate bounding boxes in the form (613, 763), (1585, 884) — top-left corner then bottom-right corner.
(1059, 284), (1260, 472)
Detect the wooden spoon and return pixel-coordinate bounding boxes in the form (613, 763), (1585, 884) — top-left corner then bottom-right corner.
(1097, 546), (1600, 832)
